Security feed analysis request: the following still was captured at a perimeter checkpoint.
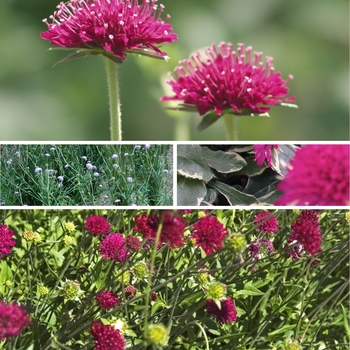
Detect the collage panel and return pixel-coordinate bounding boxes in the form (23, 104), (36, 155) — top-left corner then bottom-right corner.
(177, 144), (350, 207)
(0, 209), (348, 349)
(0, 144), (174, 207)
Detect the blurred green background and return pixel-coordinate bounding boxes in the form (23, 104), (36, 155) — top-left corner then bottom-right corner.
(0, 0), (348, 141)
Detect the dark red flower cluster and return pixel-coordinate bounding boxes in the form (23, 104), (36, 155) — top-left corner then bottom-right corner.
(99, 233), (129, 263)
(161, 42), (295, 116)
(192, 216), (228, 255)
(126, 235), (142, 251)
(0, 225), (16, 259)
(133, 211), (187, 249)
(90, 321), (125, 350)
(206, 298), (237, 324)
(0, 301), (31, 341)
(96, 290), (120, 310)
(289, 210), (322, 256)
(41, 0), (177, 61)
(85, 216), (111, 235)
(254, 212), (279, 234)
(253, 145), (279, 167)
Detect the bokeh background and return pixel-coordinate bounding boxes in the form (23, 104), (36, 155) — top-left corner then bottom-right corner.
(0, 0), (348, 141)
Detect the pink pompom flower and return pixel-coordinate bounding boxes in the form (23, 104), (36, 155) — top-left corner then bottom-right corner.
(253, 145), (279, 167)
(90, 321), (125, 350)
(85, 215), (111, 235)
(206, 298), (237, 324)
(0, 225), (16, 259)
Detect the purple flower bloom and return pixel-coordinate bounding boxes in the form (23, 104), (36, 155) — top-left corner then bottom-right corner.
(57, 176), (64, 182)
(253, 145), (279, 167)
(41, 0), (178, 63)
(276, 145), (350, 205)
(247, 237), (274, 260)
(93, 172), (100, 177)
(82, 156), (88, 161)
(161, 42), (295, 117)
(0, 301), (31, 341)
(127, 177), (133, 183)
(35, 166), (42, 173)
(144, 144), (151, 150)
(99, 233), (129, 263)
(0, 225), (16, 259)
(85, 215), (111, 235)
(112, 154), (119, 159)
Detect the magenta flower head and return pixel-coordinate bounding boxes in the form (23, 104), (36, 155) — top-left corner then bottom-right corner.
(275, 145), (350, 206)
(41, 0), (178, 64)
(161, 42), (296, 125)
(90, 321), (125, 350)
(192, 215), (229, 255)
(99, 233), (129, 263)
(0, 225), (16, 259)
(85, 215), (111, 235)
(254, 212), (279, 234)
(0, 301), (31, 341)
(96, 290), (120, 309)
(253, 145), (279, 167)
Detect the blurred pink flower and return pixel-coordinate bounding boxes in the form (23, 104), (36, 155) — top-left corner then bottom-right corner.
(0, 301), (31, 341)
(276, 145), (350, 205)
(90, 321), (125, 350)
(192, 216), (228, 255)
(41, 0), (177, 63)
(206, 298), (237, 324)
(253, 145), (279, 167)
(161, 42), (295, 116)
(0, 225), (16, 259)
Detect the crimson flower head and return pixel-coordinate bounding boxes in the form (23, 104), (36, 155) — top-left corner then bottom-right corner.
(253, 145), (279, 167)
(275, 145), (350, 205)
(206, 298), (237, 324)
(288, 210), (322, 256)
(96, 290), (120, 309)
(254, 212), (279, 234)
(85, 215), (111, 235)
(0, 301), (31, 341)
(133, 211), (187, 249)
(192, 216), (228, 255)
(98, 233), (129, 263)
(90, 321), (125, 350)
(0, 225), (16, 259)
(161, 42), (295, 119)
(41, 0), (178, 64)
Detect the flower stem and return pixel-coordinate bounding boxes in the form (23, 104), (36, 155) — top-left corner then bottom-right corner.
(105, 57), (122, 141)
(223, 114), (238, 141)
(174, 114), (190, 140)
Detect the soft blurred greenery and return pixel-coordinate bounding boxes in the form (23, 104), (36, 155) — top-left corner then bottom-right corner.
(0, 0), (348, 140)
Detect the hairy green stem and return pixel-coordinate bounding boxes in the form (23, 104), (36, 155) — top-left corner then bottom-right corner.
(223, 114), (238, 140)
(105, 57), (122, 141)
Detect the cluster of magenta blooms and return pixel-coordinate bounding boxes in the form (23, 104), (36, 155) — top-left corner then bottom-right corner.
(40, 0), (295, 117)
(0, 210), (323, 348)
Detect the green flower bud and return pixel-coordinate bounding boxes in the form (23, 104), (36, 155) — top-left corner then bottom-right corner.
(145, 323), (169, 348)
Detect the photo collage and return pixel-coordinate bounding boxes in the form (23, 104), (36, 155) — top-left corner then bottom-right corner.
(0, 1), (349, 349)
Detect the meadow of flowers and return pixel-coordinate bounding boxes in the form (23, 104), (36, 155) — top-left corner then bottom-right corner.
(0, 144), (172, 206)
(0, 209), (348, 349)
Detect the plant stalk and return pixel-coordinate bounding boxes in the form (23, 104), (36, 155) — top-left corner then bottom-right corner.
(223, 114), (238, 141)
(105, 57), (122, 141)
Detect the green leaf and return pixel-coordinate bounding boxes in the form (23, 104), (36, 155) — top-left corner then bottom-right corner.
(151, 298), (171, 316)
(271, 145), (297, 176)
(208, 179), (258, 205)
(341, 303), (350, 338)
(201, 147), (247, 173)
(179, 291), (204, 307)
(197, 112), (221, 132)
(177, 145), (214, 182)
(234, 155), (267, 177)
(177, 176), (207, 206)
(236, 282), (265, 297)
(243, 168), (280, 197)
(268, 324), (296, 336)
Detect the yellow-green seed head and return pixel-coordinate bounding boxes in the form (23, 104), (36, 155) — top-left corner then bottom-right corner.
(63, 280), (83, 301)
(5, 280), (13, 288)
(225, 234), (246, 252)
(117, 271), (131, 284)
(33, 233), (42, 243)
(345, 211), (350, 224)
(65, 222), (76, 232)
(38, 286), (49, 295)
(207, 282), (227, 300)
(285, 340), (302, 350)
(133, 262), (149, 279)
(63, 235), (74, 246)
(197, 272), (208, 286)
(198, 211), (207, 218)
(23, 230), (35, 241)
(145, 323), (169, 348)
